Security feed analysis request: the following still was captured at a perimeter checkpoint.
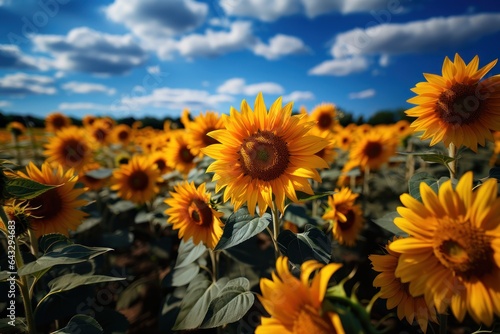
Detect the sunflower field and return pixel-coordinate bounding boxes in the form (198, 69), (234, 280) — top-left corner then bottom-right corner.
(1, 54), (500, 334)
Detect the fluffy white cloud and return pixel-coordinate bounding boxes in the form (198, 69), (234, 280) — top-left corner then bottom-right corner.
(283, 91), (315, 103)
(252, 34), (310, 60)
(349, 88), (375, 99)
(309, 56), (369, 76)
(62, 81), (116, 95)
(0, 72), (56, 95)
(119, 87), (234, 111)
(217, 78), (284, 95)
(58, 102), (132, 111)
(0, 44), (49, 70)
(331, 13), (500, 58)
(32, 27), (148, 75)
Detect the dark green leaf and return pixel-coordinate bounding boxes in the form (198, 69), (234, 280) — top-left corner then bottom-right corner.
(51, 314), (103, 334)
(94, 308), (129, 334)
(0, 271), (12, 282)
(107, 200), (137, 214)
(175, 239), (207, 269)
(6, 176), (57, 200)
(38, 233), (72, 253)
(278, 225), (331, 266)
(283, 204), (319, 228)
(0, 317), (27, 333)
(47, 273), (124, 296)
(295, 191), (335, 202)
(372, 211), (407, 237)
(408, 172), (449, 201)
(488, 167), (500, 181)
(171, 263), (200, 287)
(214, 207), (271, 251)
(399, 151), (457, 165)
(85, 168), (113, 179)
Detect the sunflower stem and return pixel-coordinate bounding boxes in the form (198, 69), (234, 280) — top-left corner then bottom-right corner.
(209, 249), (219, 283)
(448, 143), (457, 182)
(363, 166), (371, 196)
(405, 139), (415, 182)
(28, 229), (38, 257)
(271, 204), (281, 259)
(11, 133), (22, 166)
(439, 313), (448, 334)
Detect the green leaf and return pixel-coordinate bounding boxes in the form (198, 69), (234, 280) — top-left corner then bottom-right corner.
(85, 168), (113, 179)
(399, 151), (458, 165)
(0, 271), (13, 282)
(200, 278), (254, 328)
(214, 207), (271, 251)
(295, 191), (335, 202)
(408, 172), (449, 201)
(170, 263), (200, 287)
(0, 317), (27, 333)
(38, 233), (72, 253)
(173, 274), (226, 330)
(6, 176), (57, 200)
(175, 239), (207, 269)
(47, 273), (125, 295)
(18, 244), (113, 276)
(278, 225), (331, 266)
(283, 204), (319, 228)
(488, 167), (500, 181)
(372, 211), (407, 237)
(51, 314), (103, 334)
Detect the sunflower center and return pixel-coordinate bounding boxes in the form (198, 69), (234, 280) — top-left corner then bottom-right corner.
(94, 128), (107, 143)
(317, 113), (333, 130)
(188, 199), (213, 226)
(292, 304), (336, 334)
(338, 209), (356, 231)
(203, 127), (219, 146)
(118, 130), (129, 141)
(62, 139), (87, 165)
(154, 158), (167, 172)
(127, 170), (150, 191)
(436, 83), (484, 125)
(52, 116), (67, 129)
(118, 157), (129, 165)
(28, 188), (63, 221)
(180, 146), (195, 163)
(238, 131), (290, 181)
(363, 141), (383, 159)
(433, 220), (494, 280)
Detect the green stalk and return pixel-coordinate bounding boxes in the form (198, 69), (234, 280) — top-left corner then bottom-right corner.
(271, 204), (281, 259)
(448, 143), (457, 182)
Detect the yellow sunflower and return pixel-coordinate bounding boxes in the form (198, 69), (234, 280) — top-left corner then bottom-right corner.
(15, 162), (88, 238)
(322, 187), (364, 246)
(186, 111), (225, 156)
(256, 256), (344, 334)
(164, 181), (223, 249)
(369, 238), (438, 333)
(44, 126), (94, 172)
(45, 112), (71, 132)
(310, 103), (338, 132)
(308, 127), (336, 165)
(82, 114), (97, 128)
(111, 155), (160, 204)
(7, 121), (26, 137)
(347, 130), (397, 171)
(389, 172), (500, 326)
(149, 150), (171, 175)
(407, 54), (500, 152)
(166, 133), (197, 175)
(203, 93), (329, 215)
(78, 162), (109, 191)
(393, 120), (412, 140)
(88, 119), (112, 146)
(335, 128), (354, 152)
(111, 124), (133, 146)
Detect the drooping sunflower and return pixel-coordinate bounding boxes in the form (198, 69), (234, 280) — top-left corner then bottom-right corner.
(389, 172), (500, 326)
(45, 112), (71, 132)
(203, 93), (329, 215)
(256, 256), (344, 334)
(322, 187), (364, 246)
(407, 54), (500, 152)
(15, 162), (88, 238)
(347, 130), (397, 171)
(164, 181), (223, 249)
(44, 126), (94, 172)
(310, 103), (338, 132)
(369, 238), (438, 333)
(111, 155), (160, 204)
(166, 133), (197, 175)
(186, 111), (225, 156)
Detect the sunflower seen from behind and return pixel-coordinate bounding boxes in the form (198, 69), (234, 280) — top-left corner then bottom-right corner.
(164, 181), (223, 249)
(407, 54), (500, 151)
(203, 93), (329, 215)
(389, 172), (500, 326)
(111, 155), (160, 204)
(44, 126), (94, 172)
(256, 256), (344, 334)
(15, 162), (88, 238)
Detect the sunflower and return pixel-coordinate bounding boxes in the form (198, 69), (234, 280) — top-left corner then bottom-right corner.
(88, 119), (112, 146)
(393, 120), (412, 140)
(308, 127), (336, 165)
(369, 238), (438, 333)
(203, 93), (329, 215)
(44, 126), (94, 172)
(15, 162), (88, 238)
(389, 172), (500, 325)
(335, 128), (354, 152)
(45, 112), (71, 132)
(111, 124), (133, 146)
(82, 115), (97, 128)
(322, 187), (364, 246)
(407, 54), (500, 152)
(111, 155), (160, 204)
(149, 150), (171, 175)
(164, 181), (223, 249)
(346, 130), (397, 171)
(310, 103), (338, 132)
(186, 111), (225, 156)
(7, 121), (26, 137)
(256, 256), (344, 334)
(166, 133), (197, 175)
(78, 162), (109, 191)
(114, 152), (131, 166)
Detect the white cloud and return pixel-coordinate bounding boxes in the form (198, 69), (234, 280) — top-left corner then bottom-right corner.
(379, 54), (390, 67)
(62, 81), (116, 95)
(219, 0), (300, 22)
(330, 13), (500, 58)
(349, 88), (375, 99)
(119, 87), (234, 111)
(252, 34), (310, 60)
(59, 102), (132, 111)
(32, 27), (148, 75)
(0, 100), (11, 108)
(0, 73), (56, 95)
(0, 44), (50, 70)
(302, 0), (393, 16)
(217, 78), (284, 95)
(283, 91), (315, 103)
(309, 56), (369, 76)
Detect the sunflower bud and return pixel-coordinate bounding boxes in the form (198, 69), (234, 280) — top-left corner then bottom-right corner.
(5, 203), (32, 237)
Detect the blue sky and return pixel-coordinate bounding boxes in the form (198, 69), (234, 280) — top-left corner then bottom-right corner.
(1, 0), (500, 120)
